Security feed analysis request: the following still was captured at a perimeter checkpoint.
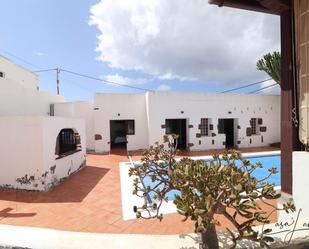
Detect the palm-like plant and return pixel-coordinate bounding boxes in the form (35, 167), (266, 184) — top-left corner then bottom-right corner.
(257, 52), (281, 85)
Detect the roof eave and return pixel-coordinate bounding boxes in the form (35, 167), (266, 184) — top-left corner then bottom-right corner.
(208, 0), (290, 15)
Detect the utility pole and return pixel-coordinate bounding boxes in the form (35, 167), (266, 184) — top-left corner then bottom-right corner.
(56, 68), (60, 95)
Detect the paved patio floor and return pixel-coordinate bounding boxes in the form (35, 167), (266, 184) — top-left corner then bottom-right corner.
(0, 147), (279, 235)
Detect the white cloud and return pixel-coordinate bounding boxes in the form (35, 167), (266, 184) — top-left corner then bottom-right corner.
(89, 0), (280, 85)
(103, 74), (148, 86)
(35, 52), (44, 57)
(157, 84), (171, 91)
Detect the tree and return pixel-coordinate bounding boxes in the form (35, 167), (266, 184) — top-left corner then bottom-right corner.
(129, 135), (295, 249)
(257, 51), (281, 85)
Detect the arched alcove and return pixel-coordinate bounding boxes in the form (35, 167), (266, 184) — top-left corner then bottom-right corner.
(55, 128), (81, 157)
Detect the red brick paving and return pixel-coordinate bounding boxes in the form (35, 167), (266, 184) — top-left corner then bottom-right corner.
(0, 147), (279, 234)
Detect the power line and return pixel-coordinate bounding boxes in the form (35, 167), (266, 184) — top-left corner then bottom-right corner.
(33, 68), (94, 92)
(249, 83), (279, 94)
(33, 68), (57, 73)
(221, 78), (272, 93)
(60, 68), (154, 92)
(4, 48), (275, 94)
(34, 67), (154, 92)
(0, 49), (103, 94)
(0, 48), (41, 70)
(61, 77), (95, 93)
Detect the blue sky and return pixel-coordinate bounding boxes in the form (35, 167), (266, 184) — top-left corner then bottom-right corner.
(0, 0), (280, 101)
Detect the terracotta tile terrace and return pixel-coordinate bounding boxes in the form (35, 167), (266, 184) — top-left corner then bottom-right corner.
(0, 146), (279, 235)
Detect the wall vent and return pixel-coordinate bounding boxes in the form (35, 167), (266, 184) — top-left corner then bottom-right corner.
(49, 104), (54, 116)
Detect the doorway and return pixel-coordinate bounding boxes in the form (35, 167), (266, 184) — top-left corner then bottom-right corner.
(165, 119), (187, 149)
(218, 119), (234, 148)
(110, 120), (135, 150)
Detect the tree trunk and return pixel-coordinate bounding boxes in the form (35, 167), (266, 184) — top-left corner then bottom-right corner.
(201, 223), (219, 249)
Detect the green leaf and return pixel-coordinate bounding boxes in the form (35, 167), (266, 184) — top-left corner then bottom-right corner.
(235, 183), (242, 192)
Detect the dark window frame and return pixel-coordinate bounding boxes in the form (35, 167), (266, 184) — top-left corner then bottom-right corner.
(126, 120), (135, 135)
(165, 119), (173, 134)
(250, 118), (260, 135)
(56, 129), (81, 158)
(218, 119), (225, 134)
(200, 118), (210, 136)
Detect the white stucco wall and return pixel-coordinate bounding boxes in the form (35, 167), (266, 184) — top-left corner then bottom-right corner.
(292, 151), (309, 217)
(42, 117), (86, 186)
(53, 101), (95, 151)
(0, 116), (86, 191)
(0, 55), (38, 90)
(146, 92), (280, 151)
(93, 93), (149, 153)
(52, 92), (280, 153)
(0, 77), (64, 116)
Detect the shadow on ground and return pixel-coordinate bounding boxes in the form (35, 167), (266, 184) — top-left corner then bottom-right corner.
(0, 208), (36, 219)
(0, 165), (109, 203)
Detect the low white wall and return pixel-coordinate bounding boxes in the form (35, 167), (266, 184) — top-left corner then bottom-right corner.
(273, 151), (309, 242)
(54, 101), (94, 151)
(0, 116), (86, 191)
(292, 151), (309, 217)
(42, 117), (86, 189)
(93, 93), (148, 153)
(0, 117), (44, 189)
(0, 78), (64, 116)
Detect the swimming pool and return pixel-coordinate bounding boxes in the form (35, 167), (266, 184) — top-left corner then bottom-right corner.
(141, 154), (281, 204)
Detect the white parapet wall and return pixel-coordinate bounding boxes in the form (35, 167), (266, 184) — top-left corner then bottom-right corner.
(0, 116), (86, 191)
(0, 77), (64, 116)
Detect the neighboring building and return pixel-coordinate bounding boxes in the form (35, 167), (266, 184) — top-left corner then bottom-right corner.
(0, 55), (64, 116)
(0, 55), (38, 90)
(0, 55), (86, 191)
(54, 92), (280, 153)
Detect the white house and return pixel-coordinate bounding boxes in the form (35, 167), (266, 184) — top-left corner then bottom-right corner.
(0, 55), (86, 191)
(54, 91), (280, 153)
(0, 53), (281, 189)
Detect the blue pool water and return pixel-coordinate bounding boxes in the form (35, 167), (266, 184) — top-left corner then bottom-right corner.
(142, 155), (280, 203)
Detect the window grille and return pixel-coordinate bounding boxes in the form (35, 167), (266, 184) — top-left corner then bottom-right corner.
(250, 118), (258, 135)
(200, 118), (210, 136)
(126, 120), (135, 135)
(55, 129), (81, 156)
